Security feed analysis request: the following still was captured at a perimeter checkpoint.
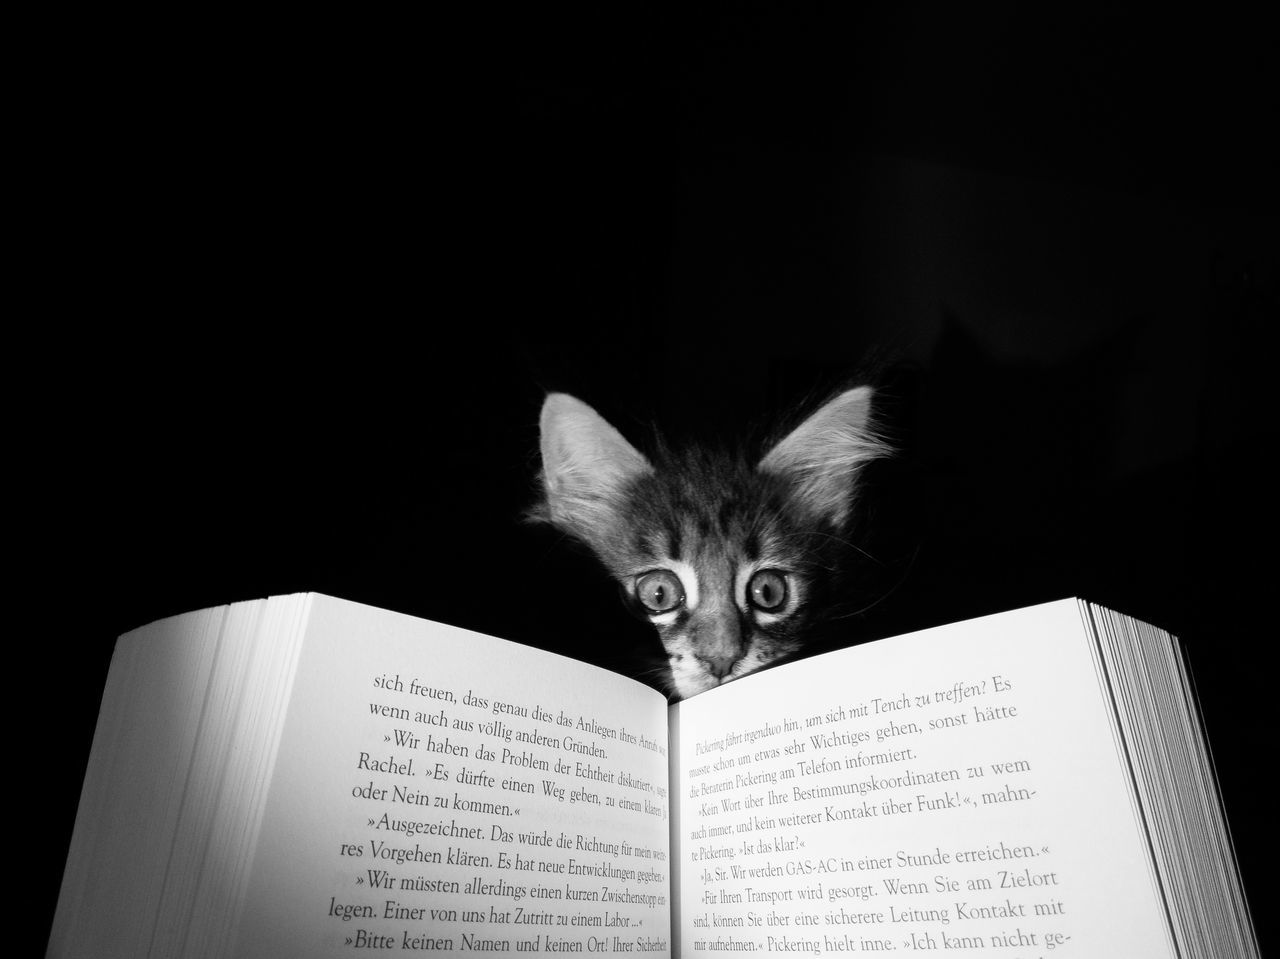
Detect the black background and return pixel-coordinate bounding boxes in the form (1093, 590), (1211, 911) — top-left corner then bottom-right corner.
(44, 5), (1275, 953)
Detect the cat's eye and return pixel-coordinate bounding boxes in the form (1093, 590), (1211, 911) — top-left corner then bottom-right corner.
(747, 569), (788, 611)
(635, 570), (685, 614)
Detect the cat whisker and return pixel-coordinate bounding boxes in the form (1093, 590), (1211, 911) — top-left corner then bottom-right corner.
(824, 546), (920, 621)
(772, 528), (885, 565)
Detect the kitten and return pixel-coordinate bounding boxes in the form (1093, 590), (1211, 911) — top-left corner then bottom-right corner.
(534, 388), (887, 699)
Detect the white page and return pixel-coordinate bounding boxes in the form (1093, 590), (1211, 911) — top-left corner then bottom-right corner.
(49, 604), (226, 959)
(671, 600), (1176, 958)
(234, 595), (672, 957)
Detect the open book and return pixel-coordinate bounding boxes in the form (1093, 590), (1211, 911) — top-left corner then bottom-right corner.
(49, 595), (1257, 958)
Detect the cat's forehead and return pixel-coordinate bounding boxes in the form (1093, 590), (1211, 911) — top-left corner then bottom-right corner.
(611, 449), (802, 570)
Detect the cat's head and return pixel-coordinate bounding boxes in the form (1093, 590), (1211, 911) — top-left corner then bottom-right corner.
(533, 388), (887, 699)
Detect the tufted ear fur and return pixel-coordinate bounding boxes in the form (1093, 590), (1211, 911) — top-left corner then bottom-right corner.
(757, 386), (887, 528)
(536, 393), (652, 553)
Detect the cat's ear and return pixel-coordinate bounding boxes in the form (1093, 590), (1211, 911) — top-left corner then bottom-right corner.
(758, 386), (887, 527)
(537, 393), (651, 547)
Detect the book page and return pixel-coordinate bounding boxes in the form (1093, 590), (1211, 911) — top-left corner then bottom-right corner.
(671, 601), (1176, 958)
(233, 596), (672, 958)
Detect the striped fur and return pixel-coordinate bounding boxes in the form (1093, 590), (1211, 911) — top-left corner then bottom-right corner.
(536, 389), (886, 699)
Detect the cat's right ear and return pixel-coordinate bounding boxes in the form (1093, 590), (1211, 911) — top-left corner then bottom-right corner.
(536, 393), (651, 548)
(758, 386), (887, 528)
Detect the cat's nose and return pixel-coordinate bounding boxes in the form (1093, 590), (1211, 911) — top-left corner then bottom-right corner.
(697, 652), (740, 681)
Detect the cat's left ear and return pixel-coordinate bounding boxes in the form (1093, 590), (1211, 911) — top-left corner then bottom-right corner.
(758, 386), (888, 527)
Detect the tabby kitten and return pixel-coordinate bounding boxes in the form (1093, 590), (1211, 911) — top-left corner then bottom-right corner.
(535, 389), (887, 699)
